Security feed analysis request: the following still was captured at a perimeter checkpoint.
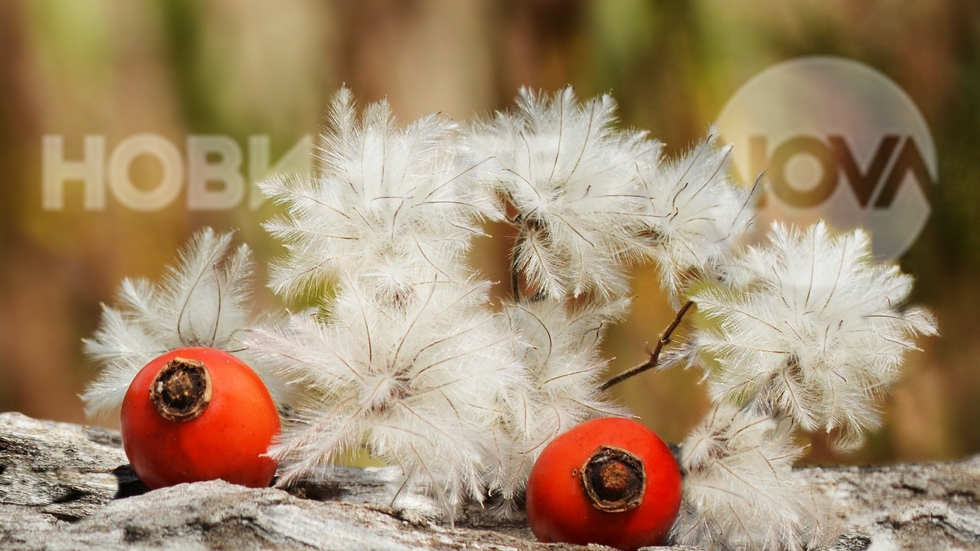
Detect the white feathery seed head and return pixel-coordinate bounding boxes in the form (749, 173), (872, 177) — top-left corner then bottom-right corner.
(262, 87), (500, 307)
(245, 276), (526, 514)
(639, 131), (757, 304)
(694, 221), (938, 449)
(487, 297), (629, 500)
(476, 87), (662, 301)
(674, 404), (836, 551)
(82, 228), (289, 417)
(81, 85), (943, 535)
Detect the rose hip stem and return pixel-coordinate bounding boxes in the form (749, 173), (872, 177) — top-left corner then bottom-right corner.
(600, 300), (695, 391)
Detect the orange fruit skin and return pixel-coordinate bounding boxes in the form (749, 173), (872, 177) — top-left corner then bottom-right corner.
(121, 347), (280, 490)
(525, 417), (682, 551)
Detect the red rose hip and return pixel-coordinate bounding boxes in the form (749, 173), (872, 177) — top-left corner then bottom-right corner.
(525, 417), (682, 551)
(120, 347), (280, 489)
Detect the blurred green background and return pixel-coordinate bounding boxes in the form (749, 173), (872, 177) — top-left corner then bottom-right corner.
(0, 0), (974, 467)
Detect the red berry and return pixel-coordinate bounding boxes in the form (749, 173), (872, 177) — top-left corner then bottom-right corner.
(120, 347), (281, 490)
(525, 418), (682, 551)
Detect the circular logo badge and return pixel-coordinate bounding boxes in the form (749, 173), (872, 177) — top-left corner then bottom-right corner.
(716, 56), (936, 260)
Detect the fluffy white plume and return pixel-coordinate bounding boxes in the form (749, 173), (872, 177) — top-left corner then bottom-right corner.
(82, 228), (287, 417)
(488, 298), (629, 500)
(477, 87), (661, 301)
(245, 277), (526, 514)
(674, 404), (836, 550)
(82, 86), (941, 540)
(694, 221), (938, 449)
(639, 132), (757, 304)
(262, 88), (499, 307)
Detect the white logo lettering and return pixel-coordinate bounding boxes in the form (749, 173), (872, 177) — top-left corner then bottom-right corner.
(42, 134), (312, 212)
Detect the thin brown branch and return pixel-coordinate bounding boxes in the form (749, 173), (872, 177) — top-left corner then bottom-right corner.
(600, 300), (695, 391)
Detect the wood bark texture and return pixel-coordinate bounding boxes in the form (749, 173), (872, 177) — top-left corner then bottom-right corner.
(0, 412), (977, 550)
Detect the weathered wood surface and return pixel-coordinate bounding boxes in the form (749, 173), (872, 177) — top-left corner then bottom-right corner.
(0, 411), (978, 550)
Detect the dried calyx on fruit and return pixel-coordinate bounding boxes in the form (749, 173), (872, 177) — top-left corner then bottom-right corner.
(150, 357), (212, 422)
(580, 446), (646, 513)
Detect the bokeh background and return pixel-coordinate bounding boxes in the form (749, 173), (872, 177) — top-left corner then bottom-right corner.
(0, 0), (975, 467)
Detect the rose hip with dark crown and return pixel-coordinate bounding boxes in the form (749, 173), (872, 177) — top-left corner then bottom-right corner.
(525, 417), (682, 551)
(120, 347), (280, 490)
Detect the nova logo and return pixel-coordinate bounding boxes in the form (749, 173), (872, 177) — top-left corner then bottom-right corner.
(750, 134), (934, 210)
(42, 134), (312, 212)
(717, 57), (937, 259)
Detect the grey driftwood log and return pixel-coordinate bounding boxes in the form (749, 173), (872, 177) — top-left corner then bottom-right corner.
(0, 412), (978, 551)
